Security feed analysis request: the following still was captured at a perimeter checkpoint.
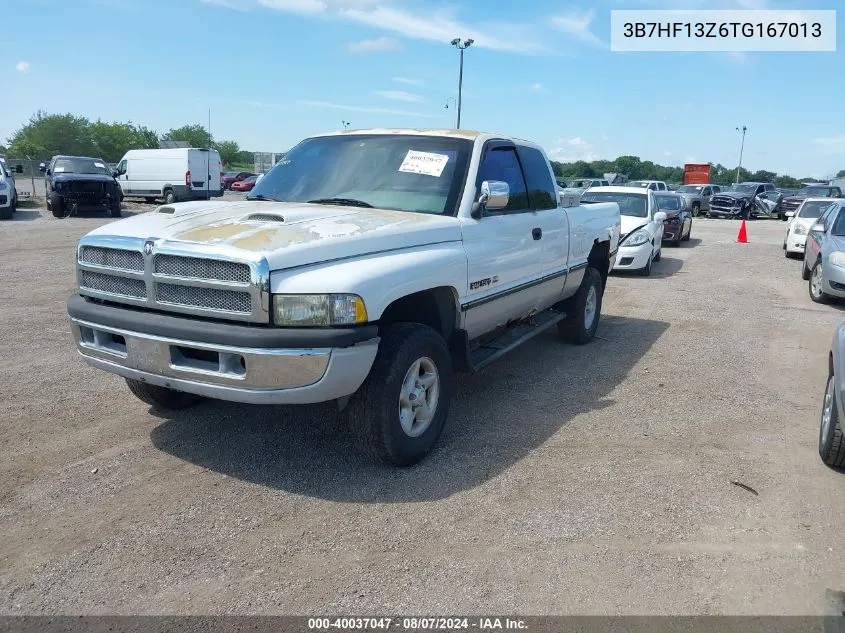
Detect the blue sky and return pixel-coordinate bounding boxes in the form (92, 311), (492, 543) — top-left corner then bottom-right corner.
(4, 0), (844, 178)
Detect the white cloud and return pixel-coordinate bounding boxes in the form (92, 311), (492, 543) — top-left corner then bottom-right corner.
(813, 135), (845, 154)
(299, 100), (436, 118)
(726, 51), (747, 63)
(551, 9), (607, 48)
(374, 90), (423, 102)
(531, 83), (545, 92)
(393, 76), (424, 86)
(664, 150), (672, 157)
(549, 137), (598, 162)
(347, 36), (400, 53)
(15, 61), (30, 73)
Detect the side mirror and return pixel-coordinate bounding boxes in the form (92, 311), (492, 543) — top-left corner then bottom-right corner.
(654, 211), (667, 223)
(478, 180), (509, 211)
(785, 211), (795, 218)
(811, 223), (825, 233)
(38, 163), (46, 173)
(112, 169), (120, 178)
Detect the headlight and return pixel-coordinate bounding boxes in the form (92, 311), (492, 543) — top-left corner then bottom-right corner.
(623, 229), (651, 247)
(829, 252), (845, 268)
(272, 294), (368, 326)
(0, 181), (7, 191)
(792, 224), (807, 236)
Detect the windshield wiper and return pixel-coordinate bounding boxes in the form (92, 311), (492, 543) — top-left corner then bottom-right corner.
(307, 197), (373, 208)
(247, 194), (284, 202)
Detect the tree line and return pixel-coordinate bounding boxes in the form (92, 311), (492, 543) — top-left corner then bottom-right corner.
(1, 111), (256, 167)
(552, 155), (842, 188)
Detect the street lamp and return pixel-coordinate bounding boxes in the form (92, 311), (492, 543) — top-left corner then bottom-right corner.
(450, 37), (473, 129)
(342, 120), (351, 130)
(735, 125), (747, 184)
(444, 96), (456, 117)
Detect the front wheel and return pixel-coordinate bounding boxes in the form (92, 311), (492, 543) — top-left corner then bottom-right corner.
(639, 253), (653, 277)
(344, 323), (454, 466)
(125, 378), (204, 410)
(109, 201), (122, 218)
(682, 222), (691, 241)
(50, 194), (66, 218)
(558, 266), (603, 345)
(802, 258), (811, 280)
(691, 203), (700, 217)
(810, 262), (830, 304)
(819, 373), (845, 467)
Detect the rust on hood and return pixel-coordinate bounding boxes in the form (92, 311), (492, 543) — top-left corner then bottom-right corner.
(175, 223), (247, 242)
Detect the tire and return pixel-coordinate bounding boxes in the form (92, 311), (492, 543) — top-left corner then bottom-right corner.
(639, 253), (653, 277)
(163, 189), (176, 205)
(780, 213), (788, 221)
(10, 192), (16, 213)
(50, 194), (65, 218)
(691, 203), (700, 217)
(682, 222), (691, 241)
(653, 245), (661, 262)
(558, 266), (603, 345)
(344, 323), (454, 466)
(785, 250), (795, 259)
(819, 373), (845, 468)
(109, 200), (122, 218)
(125, 378), (204, 410)
(802, 258), (811, 280)
(809, 262), (830, 304)
(0, 207), (11, 220)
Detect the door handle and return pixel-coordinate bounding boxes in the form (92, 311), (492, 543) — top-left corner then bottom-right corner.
(532, 228), (542, 240)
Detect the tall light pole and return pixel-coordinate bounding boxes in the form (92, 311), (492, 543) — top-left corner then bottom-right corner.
(735, 125), (747, 184)
(450, 38), (473, 129)
(342, 120), (351, 130)
(444, 96), (456, 123)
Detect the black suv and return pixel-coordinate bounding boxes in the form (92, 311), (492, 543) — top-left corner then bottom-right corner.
(40, 156), (123, 218)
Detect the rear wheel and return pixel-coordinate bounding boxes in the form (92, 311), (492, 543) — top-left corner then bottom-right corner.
(558, 266), (603, 345)
(819, 373), (845, 468)
(810, 262), (830, 304)
(802, 258), (811, 280)
(163, 189), (176, 205)
(125, 379), (204, 410)
(344, 323), (454, 466)
(691, 202), (700, 217)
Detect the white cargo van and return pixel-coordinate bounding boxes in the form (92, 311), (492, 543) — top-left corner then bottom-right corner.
(114, 148), (223, 204)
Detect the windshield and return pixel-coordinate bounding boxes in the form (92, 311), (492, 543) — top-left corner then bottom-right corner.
(655, 195), (682, 210)
(677, 185), (703, 193)
(52, 158), (111, 175)
(797, 200), (833, 219)
(248, 134), (472, 215)
(581, 191), (648, 217)
(627, 181), (649, 188)
(798, 186), (832, 197)
(725, 184), (757, 193)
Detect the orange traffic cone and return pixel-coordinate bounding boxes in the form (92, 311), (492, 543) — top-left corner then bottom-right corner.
(736, 219), (748, 243)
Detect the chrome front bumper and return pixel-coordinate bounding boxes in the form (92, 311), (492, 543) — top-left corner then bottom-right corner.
(70, 318), (380, 405)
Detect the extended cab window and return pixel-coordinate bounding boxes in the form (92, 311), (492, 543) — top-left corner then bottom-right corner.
(476, 146), (528, 213)
(516, 146), (557, 210)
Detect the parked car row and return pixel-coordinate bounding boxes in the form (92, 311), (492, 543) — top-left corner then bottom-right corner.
(221, 170), (256, 190)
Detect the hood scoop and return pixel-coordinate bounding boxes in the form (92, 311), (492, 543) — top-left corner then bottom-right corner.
(157, 206), (176, 214)
(242, 213), (285, 223)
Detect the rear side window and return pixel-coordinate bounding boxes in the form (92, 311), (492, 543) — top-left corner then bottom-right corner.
(476, 146), (529, 213)
(517, 146), (557, 210)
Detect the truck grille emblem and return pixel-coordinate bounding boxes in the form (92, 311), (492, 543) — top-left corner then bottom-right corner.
(143, 240), (154, 256)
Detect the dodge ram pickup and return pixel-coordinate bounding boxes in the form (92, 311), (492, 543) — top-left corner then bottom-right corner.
(67, 129), (621, 466)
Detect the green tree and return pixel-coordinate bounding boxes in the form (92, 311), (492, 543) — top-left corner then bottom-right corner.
(7, 111), (95, 158)
(214, 140), (240, 166)
(749, 169), (777, 183)
(613, 156), (643, 179)
(162, 124), (212, 148)
(90, 121), (159, 162)
(7, 138), (45, 159)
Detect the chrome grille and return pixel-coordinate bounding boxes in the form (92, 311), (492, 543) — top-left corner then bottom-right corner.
(155, 283), (252, 313)
(80, 246), (144, 271)
(154, 254), (251, 283)
(81, 271), (147, 299)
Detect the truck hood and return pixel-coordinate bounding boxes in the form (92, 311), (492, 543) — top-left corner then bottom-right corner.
(714, 191), (754, 200)
(677, 192), (702, 201)
(53, 173), (117, 184)
(620, 215), (652, 236)
(85, 200), (463, 271)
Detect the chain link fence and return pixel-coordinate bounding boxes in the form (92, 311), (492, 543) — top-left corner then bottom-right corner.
(4, 158), (51, 199)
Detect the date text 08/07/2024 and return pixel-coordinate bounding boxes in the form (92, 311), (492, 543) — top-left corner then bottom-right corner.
(307, 617), (529, 630)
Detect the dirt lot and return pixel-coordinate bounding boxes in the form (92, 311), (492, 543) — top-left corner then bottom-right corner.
(1, 205), (844, 615)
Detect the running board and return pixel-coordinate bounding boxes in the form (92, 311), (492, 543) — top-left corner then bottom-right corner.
(468, 309), (566, 373)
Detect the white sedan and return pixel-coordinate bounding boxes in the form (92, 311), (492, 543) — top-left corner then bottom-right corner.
(783, 198), (836, 259)
(581, 186), (666, 276)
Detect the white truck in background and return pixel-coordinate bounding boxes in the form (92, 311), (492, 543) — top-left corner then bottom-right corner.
(113, 148), (223, 205)
(67, 129), (621, 466)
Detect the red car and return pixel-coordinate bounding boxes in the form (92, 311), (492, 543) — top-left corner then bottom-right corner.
(231, 175), (258, 192)
(222, 171), (256, 190)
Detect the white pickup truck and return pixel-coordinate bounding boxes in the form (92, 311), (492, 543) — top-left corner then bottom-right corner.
(67, 129), (621, 466)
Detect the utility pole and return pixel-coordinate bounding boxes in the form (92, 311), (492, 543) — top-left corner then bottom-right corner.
(450, 38), (474, 129)
(735, 125), (747, 184)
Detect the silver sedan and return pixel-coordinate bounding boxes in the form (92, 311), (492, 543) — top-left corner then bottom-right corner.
(820, 322), (845, 467)
(802, 200), (845, 303)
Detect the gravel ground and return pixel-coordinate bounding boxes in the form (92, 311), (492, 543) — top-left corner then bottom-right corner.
(1, 208), (844, 615)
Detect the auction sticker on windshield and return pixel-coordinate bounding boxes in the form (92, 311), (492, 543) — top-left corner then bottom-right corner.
(398, 150), (450, 177)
